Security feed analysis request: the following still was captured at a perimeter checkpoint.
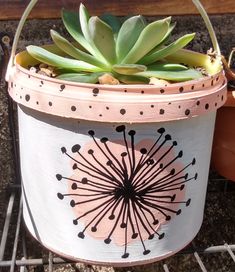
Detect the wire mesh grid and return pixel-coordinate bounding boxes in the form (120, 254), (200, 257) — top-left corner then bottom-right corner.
(0, 32), (235, 272)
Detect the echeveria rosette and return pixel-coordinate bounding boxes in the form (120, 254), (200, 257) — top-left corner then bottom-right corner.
(26, 3), (222, 84)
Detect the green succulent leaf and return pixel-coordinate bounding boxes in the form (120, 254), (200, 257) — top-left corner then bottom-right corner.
(137, 68), (203, 81)
(100, 14), (121, 38)
(116, 15), (146, 62)
(112, 64), (147, 75)
(56, 72), (103, 83)
(121, 18), (169, 64)
(88, 16), (116, 64)
(79, 3), (109, 65)
(158, 22), (176, 46)
(165, 49), (222, 75)
(115, 74), (150, 84)
(61, 9), (93, 53)
(26, 45), (103, 72)
(50, 30), (109, 69)
(148, 63), (188, 71)
(140, 33), (195, 65)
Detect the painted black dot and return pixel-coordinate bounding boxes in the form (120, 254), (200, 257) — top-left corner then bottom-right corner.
(81, 178), (88, 184)
(106, 106), (109, 110)
(159, 109), (165, 115)
(128, 130), (136, 136)
(49, 101), (52, 106)
(179, 86), (184, 93)
(157, 127), (165, 134)
(57, 193), (64, 200)
(73, 220), (78, 225)
(122, 253), (129, 258)
(28, 75), (31, 78)
(165, 215), (171, 221)
(73, 163), (77, 170)
(191, 85), (195, 90)
(91, 226), (97, 232)
(101, 137), (108, 143)
(88, 149), (94, 155)
(124, 89), (127, 93)
(93, 88), (99, 96)
(178, 150), (183, 157)
(211, 80), (214, 86)
(186, 199), (191, 206)
(60, 84), (65, 91)
(143, 250), (151, 255)
(153, 219), (159, 225)
(71, 106), (76, 111)
(109, 214), (115, 220)
(71, 183), (77, 190)
(140, 148), (147, 154)
(104, 238), (111, 244)
(168, 102), (171, 105)
(151, 105), (154, 108)
(215, 102), (218, 107)
(132, 233), (138, 239)
(205, 103), (209, 110)
(25, 94), (30, 101)
(88, 130), (95, 136)
(61, 147), (67, 153)
(120, 222), (126, 228)
(159, 233), (165, 240)
(216, 76), (219, 81)
(89, 105), (92, 108)
(78, 232), (85, 239)
(99, 114), (102, 117)
(116, 125), (125, 132)
(185, 109), (190, 116)
(196, 101), (200, 106)
(202, 84), (205, 87)
(72, 144), (81, 153)
(141, 90), (144, 94)
(176, 209), (182, 215)
(70, 200), (75, 207)
(36, 101), (39, 105)
(165, 134), (172, 140)
(160, 89), (165, 94)
(41, 80), (44, 85)
(120, 109), (126, 115)
(178, 105), (181, 109)
(221, 95), (224, 101)
(140, 111), (143, 115)
(56, 174), (62, 181)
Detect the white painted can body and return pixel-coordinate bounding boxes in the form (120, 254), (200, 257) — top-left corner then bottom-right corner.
(18, 105), (216, 266)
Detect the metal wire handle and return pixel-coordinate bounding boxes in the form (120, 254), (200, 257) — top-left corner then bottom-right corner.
(5, 0), (220, 81)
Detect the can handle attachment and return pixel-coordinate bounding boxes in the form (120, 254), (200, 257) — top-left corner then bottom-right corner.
(5, 0), (38, 81)
(5, 0), (221, 82)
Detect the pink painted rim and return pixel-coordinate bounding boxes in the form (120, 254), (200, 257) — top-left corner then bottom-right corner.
(8, 53), (227, 123)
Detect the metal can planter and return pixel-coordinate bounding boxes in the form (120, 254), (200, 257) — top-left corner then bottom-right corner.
(6, 50), (227, 266)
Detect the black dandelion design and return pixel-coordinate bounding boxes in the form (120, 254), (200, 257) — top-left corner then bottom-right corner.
(56, 125), (197, 259)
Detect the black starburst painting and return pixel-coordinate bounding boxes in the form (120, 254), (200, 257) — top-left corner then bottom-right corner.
(56, 125), (197, 258)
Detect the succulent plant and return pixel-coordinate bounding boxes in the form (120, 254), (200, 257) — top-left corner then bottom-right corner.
(26, 3), (222, 84)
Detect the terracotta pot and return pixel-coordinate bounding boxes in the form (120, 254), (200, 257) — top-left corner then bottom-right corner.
(5, 47), (227, 266)
(211, 88), (235, 181)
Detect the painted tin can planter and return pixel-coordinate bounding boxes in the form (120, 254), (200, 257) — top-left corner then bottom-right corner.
(211, 88), (235, 181)
(6, 50), (227, 266)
